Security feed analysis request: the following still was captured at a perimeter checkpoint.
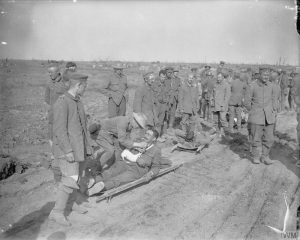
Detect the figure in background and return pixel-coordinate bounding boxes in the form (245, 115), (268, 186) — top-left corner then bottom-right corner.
(98, 63), (128, 118)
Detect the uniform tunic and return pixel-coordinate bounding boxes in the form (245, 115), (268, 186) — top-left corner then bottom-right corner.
(133, 84), (157, 127)
(99, 72), (128, 117)
(44, 74), (69, 139)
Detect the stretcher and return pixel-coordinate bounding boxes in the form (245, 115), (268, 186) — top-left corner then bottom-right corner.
(96, 163), (183, 203)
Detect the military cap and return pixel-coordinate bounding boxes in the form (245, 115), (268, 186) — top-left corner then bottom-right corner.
(89, 123), (100, 134)
(143, 71), (155, 80)
(204, 65), (211, 69)
(65, 62), (77, 68)
(220, 61), (225, 65)
(69, 72), (88, 82)
(159, 69), (166, 75)
(191, 67), (198, 71)
(173, 68), (179, 73)
(259, 67), (270, 73)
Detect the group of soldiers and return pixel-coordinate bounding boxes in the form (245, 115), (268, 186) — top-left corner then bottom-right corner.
(44, 60), (300, 226)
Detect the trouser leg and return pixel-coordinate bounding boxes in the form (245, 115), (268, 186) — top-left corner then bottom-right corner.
(212, 111), (219, 130)
(103, 167), (141, 190)
(201, 99), (206, 118)
(236, 106), (242, 130)
(228, 106), (235, 130)
(98, 138), (115, 167)
(219, 111), (227, 129)
(118, 96), (126, 116)
(297, 112), (300, 159)
(169, 100), (177, 128)
(108, 97), (118, 118)
(251, 124), (264, 159)
(261, 124), (275, 159)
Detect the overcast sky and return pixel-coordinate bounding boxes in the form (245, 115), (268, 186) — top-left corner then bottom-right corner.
(0, 0), (298, 65)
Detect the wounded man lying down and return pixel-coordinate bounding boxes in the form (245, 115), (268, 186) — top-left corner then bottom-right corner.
(86, 128), (170, 196)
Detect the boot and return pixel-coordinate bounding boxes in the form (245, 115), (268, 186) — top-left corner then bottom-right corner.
(86, 181), (105, 196)
(261, 156), (274, 165)
(68, 191), (89, 214)
(252, 157), (260, 164)
(49, 185), (72, 226)
(72, 202), (88, 214)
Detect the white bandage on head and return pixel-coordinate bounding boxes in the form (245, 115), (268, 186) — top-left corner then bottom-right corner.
(121, 149), (142, 163)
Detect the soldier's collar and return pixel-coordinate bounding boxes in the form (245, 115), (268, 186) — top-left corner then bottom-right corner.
(65, 92), (80, 101)
(257, 80), (268, 86)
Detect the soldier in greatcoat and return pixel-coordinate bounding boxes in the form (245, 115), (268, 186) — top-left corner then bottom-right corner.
(49, 73), (92, 226)
(98, 63), (128, 117)
(244, 68), (277, 165)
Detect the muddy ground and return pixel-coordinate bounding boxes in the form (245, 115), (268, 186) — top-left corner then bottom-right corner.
(0, 60), (299, 240)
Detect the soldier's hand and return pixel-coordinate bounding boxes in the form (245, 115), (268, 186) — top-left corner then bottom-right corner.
(145, 171), (154, 182)
(66, 152), (75, 163)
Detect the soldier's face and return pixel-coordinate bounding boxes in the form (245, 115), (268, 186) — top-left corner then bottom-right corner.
(217, 74), (223, 83)
(174, 72), (179, 77)
(48, 67), (60, 80)
(166, 71), (173, 78)
(144, 130), (154, 143)
(159, 74), (166, 83)
(115, 69), (123, 75)
(261, 72), (269, 83)
(147, 75), (155, 85)
(77, 82), (87, 96)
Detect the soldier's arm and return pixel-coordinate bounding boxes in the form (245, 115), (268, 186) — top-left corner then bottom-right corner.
(244, 85), (253, 111)
(53, 98), (73, 154)
(45, 85), (50, 105)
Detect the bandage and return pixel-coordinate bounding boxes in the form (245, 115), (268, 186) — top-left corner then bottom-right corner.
(121, 149), (142, 162)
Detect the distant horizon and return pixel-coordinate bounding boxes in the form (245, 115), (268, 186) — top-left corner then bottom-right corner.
(4, 58), (297, 67)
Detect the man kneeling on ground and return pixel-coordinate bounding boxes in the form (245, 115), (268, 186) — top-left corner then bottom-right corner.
(86, 128), (165, 196)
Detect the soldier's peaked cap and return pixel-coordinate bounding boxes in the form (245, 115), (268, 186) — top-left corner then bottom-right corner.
(65, 62), (77, 68)
(69, 73), (88, 82)
(143, 71), (155, 79)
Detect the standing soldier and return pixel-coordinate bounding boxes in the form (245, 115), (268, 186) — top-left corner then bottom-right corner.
(165, 67), (180, 129)
(244, 68), (277, 165)
(151, 70), (169, 135)
(228, 71), (247, 133)
(178, 74), (199, 134)
(98, 63), (128, 118)
(201, 70), (215, 121)
(294, 67), (300, 167)
(279, 70), (289, 111)
(216, 61), (225, 75)
(211, 72), (230, 136)
(133, 72), (158, 128)
(45, 64), (70, 182)
(49, 73), (92, 226)
(288, 71), (297, 111)
(45, 64), (69, 147)
(270, 70), (281, 114)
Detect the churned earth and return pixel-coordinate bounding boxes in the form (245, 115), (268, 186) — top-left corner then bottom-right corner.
(0, 60), (299, 240)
